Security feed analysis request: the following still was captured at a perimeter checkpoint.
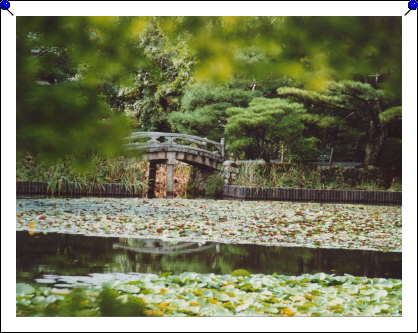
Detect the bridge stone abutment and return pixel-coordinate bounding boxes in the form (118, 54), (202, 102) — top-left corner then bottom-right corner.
(220, 161), (240, 185)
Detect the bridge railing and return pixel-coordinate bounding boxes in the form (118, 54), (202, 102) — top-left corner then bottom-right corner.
(125, 132), (225, 160)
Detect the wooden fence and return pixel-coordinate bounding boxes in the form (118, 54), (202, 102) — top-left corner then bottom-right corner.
(223, 185), (401, 205)
(17, 181), (402, 205)
(16, 181), (143, 198)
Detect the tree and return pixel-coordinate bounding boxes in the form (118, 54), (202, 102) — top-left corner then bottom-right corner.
(168, 82), (257, 140)
(109, 23), (195, 131)
(17, 17), (150, 163)
(168, 69), (294, 140)
(225, 98), (318, 162)
(156, 17), (401, 99)
(277, 80), (401, 166)
(17, 16), (401, 164)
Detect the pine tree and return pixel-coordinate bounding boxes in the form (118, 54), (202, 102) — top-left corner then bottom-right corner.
(277, 81), (401, 166)
(168, 82), (257, 140)
(225, 98), (318, 162)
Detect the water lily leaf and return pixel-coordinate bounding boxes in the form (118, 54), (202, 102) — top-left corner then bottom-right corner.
(213, 291), (230, 302)
(363, 305), (386, 316)
(16, 198), (401, 252)
(35, 278), (57, 284)
(236, 302), (251, 312)
(328, 297), (344, 306)
(231, 269), (251, 277)
(17, 298), (31, 306)
(280, 308), (296, 316)
(359, 289), (373, 296)
(32, 296), (46, 305)
(16, 283), (34, 296)
(205, 304), (231, 316)
(102, 281), (119, 289)
(115, 285), (140, 293)
(45, 295), (58, 303)
(159, 272), (172, 278)
(372, 289), (388, 299)
(16, 271), (402, 317)
(313, 273), (327, 280)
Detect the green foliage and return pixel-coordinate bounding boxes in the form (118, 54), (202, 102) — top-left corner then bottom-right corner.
(17, 16), (401, 177)
(16, 17), (154, 162)
(16, 154), (148, 195)
(277, 80), (388, 129)
(379, 106), (402, 124)
(278, 80), (401, 166)
(111, 24), (195, 131)
(276, 17), (401, 99)
(17, 285), (100, 317)
(232, 163), (399, 190)
(230, 269), (251, 277)
(16, 283), (35, 297)
(204, 174), (224, 198)
(169, 82), (257, 140)
(16, 284), (147, 317)
(225, 98), (318, 162)
(99, 287), (146, 317)
(17, 82), (131, 162)
(234, 163), (321, 189)
(16, 273), (403, 317)
(156, 17), (401, 98)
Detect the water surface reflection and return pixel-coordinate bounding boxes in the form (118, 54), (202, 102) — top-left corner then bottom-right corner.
(16, 231), (401, 283)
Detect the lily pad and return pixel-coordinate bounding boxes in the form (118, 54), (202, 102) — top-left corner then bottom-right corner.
(16, 283), (34, 296)
(16, 198), (401, 252)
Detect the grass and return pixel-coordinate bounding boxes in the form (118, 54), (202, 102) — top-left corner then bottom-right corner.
(232, 163), (401, 191)
(16, 154), (148, 196)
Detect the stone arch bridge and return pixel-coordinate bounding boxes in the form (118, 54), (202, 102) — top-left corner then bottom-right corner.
(125, 132), (225, 198)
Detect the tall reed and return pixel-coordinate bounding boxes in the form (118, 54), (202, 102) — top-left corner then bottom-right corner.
(16, 154), (148, 196)
(232, 163), (401, 191)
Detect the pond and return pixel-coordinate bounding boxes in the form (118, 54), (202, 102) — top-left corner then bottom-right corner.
(17, 231), (401, 287)
(16, 198), (402, 252)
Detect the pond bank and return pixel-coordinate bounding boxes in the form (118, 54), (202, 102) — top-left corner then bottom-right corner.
(224, 185), (401, 205)
(17, 181), (402, 205)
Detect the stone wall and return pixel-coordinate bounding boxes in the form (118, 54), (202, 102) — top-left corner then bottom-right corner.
(220, 161), (240, 185)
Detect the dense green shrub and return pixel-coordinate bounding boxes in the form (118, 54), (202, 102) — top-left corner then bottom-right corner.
(204, 174), (224, 198)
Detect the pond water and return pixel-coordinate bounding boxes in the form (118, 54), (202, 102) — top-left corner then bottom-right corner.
(16, 231), (401, 286)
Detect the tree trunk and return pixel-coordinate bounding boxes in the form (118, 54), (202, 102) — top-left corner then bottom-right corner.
(363, 119), (387, 167)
